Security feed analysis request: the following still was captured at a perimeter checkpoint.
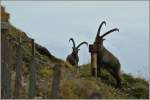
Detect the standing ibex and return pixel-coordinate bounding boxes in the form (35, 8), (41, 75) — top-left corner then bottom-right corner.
(66, 38), (88, 67)
(95, 21), (121, 87)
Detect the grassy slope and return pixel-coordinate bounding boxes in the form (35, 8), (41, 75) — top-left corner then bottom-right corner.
(8, 24), (149, 99)
(79, 64), (149, 99)
(2, 5), (147, 97)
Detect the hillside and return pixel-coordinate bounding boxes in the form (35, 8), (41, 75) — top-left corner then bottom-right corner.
(1, 6), (149, 99)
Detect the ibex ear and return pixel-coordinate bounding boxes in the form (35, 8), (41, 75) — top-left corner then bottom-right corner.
(78, 49), (80, 51)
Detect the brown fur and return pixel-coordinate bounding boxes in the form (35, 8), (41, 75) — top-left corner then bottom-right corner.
(95, 21), (121, 88)
(66, 38), (88, 67)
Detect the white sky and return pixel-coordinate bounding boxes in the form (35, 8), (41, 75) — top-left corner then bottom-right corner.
(1, 1), (149, 80)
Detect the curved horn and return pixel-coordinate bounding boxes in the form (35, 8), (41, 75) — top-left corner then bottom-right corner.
(69, 38), (76, 48)
(77, 41), (88, 48)
(101, 28), (119, 38)
(96, 21), (106, 39)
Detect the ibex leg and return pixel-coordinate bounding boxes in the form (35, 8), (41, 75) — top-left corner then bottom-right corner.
(109, 70), (121, 88)
(97, 63), (101, 78)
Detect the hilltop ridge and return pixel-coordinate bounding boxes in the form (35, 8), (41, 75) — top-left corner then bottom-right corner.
(1, 6), (149, 99)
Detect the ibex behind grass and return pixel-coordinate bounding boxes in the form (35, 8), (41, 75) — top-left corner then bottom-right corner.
(66, 38), (88, 67)
(95, 21), (121, 88)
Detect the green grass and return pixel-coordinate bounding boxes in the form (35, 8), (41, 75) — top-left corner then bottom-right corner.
(6, 18), (149, 99)
(78, 64), (149, 99)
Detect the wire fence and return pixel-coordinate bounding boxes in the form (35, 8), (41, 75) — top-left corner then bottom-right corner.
(1, 25), (61, 99)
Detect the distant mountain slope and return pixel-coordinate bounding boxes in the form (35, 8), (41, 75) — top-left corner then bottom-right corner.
(1, 6), (149, 99)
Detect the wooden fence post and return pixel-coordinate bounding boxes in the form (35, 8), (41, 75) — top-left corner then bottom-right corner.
(1, 30), (6, 98)
(28, 39), (36, 98)
(1, 7), (11, 98)
(6, 34), (12, 98)
(51, 64), (61, 99)
(1, 22), (12, 98)
(89, 44), (97, 77)
(14, 37), (22, 98)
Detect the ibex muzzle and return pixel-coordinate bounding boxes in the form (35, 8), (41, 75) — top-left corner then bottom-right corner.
(95, 21), (121, 88)
(66, 38), (88, 67)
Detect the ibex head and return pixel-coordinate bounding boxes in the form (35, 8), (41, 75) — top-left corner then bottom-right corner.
(95, 21), (119, 46)
(69, 38), (88, 55)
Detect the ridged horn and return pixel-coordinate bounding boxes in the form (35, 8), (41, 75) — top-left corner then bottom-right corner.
(95, 21), (106, 39)
(101, 28), (119, 38)
(77, 41), (88, 49)
(69, 38), (76, 48)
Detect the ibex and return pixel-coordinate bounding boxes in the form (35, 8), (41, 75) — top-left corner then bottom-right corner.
(66, 38), (88, 67)
(95, 21), (121, 87)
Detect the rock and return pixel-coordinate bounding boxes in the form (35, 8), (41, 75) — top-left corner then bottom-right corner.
(88, 92), (102, 99)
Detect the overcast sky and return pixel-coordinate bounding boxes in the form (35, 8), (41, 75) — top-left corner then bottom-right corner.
(2, 1), (149, 80)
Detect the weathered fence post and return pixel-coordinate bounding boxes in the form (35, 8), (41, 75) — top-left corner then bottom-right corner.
(51, 64), (61, 99)
(89, 44), (97, 77)
(6, 33), (12, 98)
(1, 29), (6, 98)
(1, 22), (12, 99)
(28, 39), (36, 98)
(14, 37), (22, 98)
